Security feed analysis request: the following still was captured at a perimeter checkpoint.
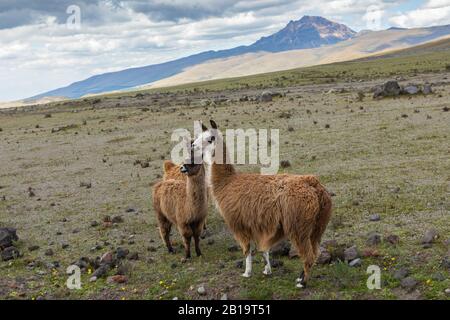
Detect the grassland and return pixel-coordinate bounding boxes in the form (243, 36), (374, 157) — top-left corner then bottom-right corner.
(0, 50), (449, 300)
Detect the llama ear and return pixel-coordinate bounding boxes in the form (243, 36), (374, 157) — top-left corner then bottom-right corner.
(201, 122), (208, 132)
(210, 120), (218, 129)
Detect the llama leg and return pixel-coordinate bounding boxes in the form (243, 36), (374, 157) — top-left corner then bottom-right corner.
(292, 237), (316, 288)
(193, 223), (203, 257)
(262, 251), (272, 275)
(240, 242), (252, 278)
(182, 235), (192, 259)
(157, 213), (174, 253)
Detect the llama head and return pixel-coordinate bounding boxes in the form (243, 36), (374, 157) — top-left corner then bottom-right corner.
(192, 120), (219, 163)
(180, 138), (203, 176)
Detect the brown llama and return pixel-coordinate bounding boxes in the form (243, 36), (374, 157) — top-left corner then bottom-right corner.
(163, 160), (185, 181)
(192, 120), (332, 288)
(153, 147), (208, 259)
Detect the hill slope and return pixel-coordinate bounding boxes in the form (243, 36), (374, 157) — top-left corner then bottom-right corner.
(28, 16), (356, 100)
(147, 25), (450, 89)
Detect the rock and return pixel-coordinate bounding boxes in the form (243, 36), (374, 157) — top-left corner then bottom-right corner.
(227, 244), (239, 252)
(61, 243), (69, 249)
(147, 246), (157, 252)
(100, 252), (114, 265)
(385, 234), (400, 245)
(28, 245), (40, 252)
(373, 81), (401, 99)
(316, 247), (331, 264)
(220, 293), (228, 300)
(288, 247), (298, 259)
(422, 84), (433, 95)
(90, 221), (99, 227)
(432, 273), (446, 282)
(403, 85), (419, 95)
(280, 160), (291, 169)
(362, 248), (380, 257)
(112, 215), (124, 223)
(349, 258), (361, 267)
(445, 288), (450, 296)
(400, 277), (418, 290)
(259, 91), (273, 102)
(80, 181), (92, 189)
(128, 252), (139, 260)
(271, 240), (290, 257)
(393, 268), (409, 280)
(1, 246), (21, 261)
(369, 214), (381, 222)
(207, 239), (214, 245)
(197, 285), (206, 295)
(344, 246), (359, 261)
(116, 247), (129, 259)
(107, 275), (128, 284)
(89, 276), (98, 282)
(116, 262), (131, 275)
(235, 260), (244, 269)
(272, 259), (283, 268)
(92, 264), (109, 278)
(441, 256), (450, 269)
(421, 229), (439, 244)
(44, 249), (54, 256)
(366, 232), (381, 246)
(0, 227), (18, 249)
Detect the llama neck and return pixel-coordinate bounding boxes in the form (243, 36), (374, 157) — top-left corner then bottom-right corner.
(211, 137), (235, 189)
(186, 166), (207, 210)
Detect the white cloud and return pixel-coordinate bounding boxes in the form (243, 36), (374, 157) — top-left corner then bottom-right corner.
(0, 0), (449, 101)
(389, 0), (450, 28)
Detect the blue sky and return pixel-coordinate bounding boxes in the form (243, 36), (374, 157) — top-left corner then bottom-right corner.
(1, 0), (450, 102)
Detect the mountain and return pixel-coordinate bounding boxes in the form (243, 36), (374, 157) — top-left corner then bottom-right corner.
(29, 16), (357, 100)
(250, 16), (356, 52)
(148, 25), (450, 88)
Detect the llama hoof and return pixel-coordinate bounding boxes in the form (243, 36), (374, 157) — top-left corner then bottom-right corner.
(263, 269), (272, 275)
(241, 272), (251, 278)
(296, 282), (305, 289)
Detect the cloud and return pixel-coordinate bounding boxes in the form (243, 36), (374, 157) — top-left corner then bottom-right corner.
(389, 0), (450, 28)
(0, 0), (449, 101)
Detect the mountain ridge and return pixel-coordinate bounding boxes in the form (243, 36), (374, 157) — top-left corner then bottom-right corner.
(28, 16), (358, 101)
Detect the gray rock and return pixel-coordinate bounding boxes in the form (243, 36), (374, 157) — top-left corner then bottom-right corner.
(366, 232), (381, 246)
(259, 91), (273, 102)
(100, 252), (114, 265)
(316, 247), (331, 264)
(92, 264), (109, 278)
(227, 244), (239, 252)
(445, 288), (450, 296)
(344, 245), (359, 261)
(44, 248), (54, 256)
(422, 84), (433, 95)
(220, 293), (228, 300)
(403, 85), (419, 95)
(197, 285), (206, 296)
(369, 214), (381, 222)
(112, 215), (124, 223)
(393, 268), (409, 280)
(235, 260), (244, 269)
(385, 234), (400, 245)
(373, 81), (401, 99)
(28, 245), (40, 251)
(0, 227), (18, 249)
(400, 277), (418, 290)
(271, 240), (291, 257)
(349, 258), (362, 267)
(116, 247), (129, 259)
(421, 229), (439, 244)
(1, 246), (21, 261)
(441, 256), (450, 269)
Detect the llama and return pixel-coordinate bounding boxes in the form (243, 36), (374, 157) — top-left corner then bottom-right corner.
(192, 120), (332, 288)
(163, 160), (185, 181)
(153, 146), (208, 259)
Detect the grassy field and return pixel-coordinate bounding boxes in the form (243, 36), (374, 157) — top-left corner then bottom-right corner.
(0, 52), (449, 300)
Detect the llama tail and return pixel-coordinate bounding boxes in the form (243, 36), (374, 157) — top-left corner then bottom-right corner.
(310, 185), (332, 252)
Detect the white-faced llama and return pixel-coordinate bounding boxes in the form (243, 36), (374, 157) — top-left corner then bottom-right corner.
(192, 120), (332, 288)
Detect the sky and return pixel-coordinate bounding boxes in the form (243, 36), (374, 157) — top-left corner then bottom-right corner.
(1, 0), (450, 102)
